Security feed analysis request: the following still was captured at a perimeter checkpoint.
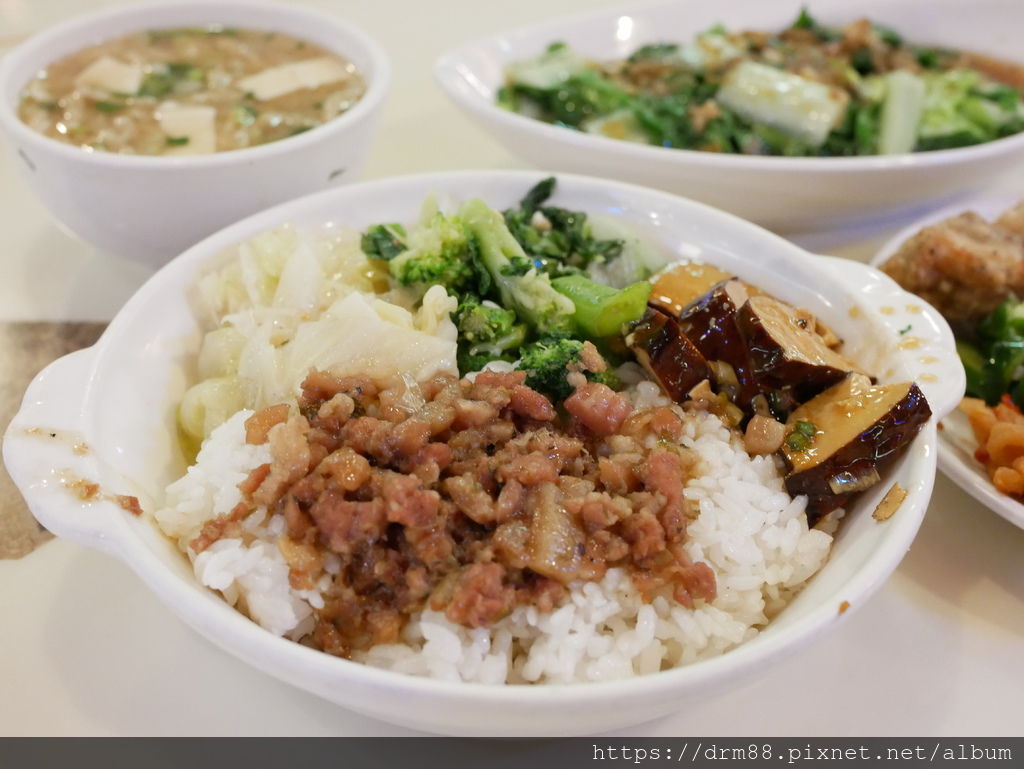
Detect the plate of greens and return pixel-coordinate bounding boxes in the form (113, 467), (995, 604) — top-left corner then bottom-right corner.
(437, 0), (1024, 230)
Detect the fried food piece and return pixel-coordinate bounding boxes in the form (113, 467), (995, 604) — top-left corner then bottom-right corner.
(995, 201), (1024, 239)
(880, 212), (1024, 325)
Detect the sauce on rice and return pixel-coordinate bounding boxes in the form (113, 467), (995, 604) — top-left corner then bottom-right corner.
(193, 364), (716, 658)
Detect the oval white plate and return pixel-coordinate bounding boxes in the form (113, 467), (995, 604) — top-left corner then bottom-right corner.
(873, 196), (1024, 529)
(435, 0), (1024, 232)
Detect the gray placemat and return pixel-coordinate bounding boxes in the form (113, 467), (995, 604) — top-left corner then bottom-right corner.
(0, 322), (106, 559)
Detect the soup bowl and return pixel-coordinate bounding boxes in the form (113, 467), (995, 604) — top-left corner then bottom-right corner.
(0, 0), (390, 264)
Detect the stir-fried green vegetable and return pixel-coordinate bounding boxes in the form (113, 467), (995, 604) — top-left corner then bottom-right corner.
(958, 298), (1024, 406)
(358, 178), (660, 400)
(498, 8), (1024, 157)
(518, 334), (620, 402)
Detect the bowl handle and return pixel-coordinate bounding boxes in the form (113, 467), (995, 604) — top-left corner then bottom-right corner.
(2, 347), (126, 556)
(818, 256), (965, 420)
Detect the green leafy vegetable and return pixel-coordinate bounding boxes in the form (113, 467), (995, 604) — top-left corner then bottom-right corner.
(460, 197), (576, 336)
(501, 177), (624, 274)
(165, 136), (190, 146)
(360, 224), (407, 261)
(960, 298), (1024, 406)
(917, 69), (1024, 151)
(92, 100), (125, 113)
(501, 70), (630, 128)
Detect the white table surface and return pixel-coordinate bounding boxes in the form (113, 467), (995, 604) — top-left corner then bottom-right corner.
(1, 0), (1021, 737)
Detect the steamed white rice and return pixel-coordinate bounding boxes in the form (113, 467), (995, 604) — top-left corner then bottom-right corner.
(154, 381), (834, 685)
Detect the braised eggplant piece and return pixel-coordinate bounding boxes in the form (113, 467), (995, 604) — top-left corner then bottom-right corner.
(678, 279), (765, 408)
(626, 307), (711, 400)
(782, 374), (932, 522)
(650, 262), (736, 316)
(736, 295), (863, 400)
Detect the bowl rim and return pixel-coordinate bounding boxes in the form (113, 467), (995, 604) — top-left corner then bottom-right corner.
(6, 169), (945, 706)
(0, 0), (391, 169)
(433, 0), (1024, 172)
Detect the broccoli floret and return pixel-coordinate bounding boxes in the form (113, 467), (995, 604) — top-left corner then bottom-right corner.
(454, 296), (517, 343)
(385, 213), (480, 293)
(453, 296), (528, 373)
(516, 334), (620, 402)
(459, 198), (576, 336)
(517, 335), (585, 402)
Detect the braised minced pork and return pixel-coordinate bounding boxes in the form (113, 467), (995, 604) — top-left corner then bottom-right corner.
(196, 368), (716, 658)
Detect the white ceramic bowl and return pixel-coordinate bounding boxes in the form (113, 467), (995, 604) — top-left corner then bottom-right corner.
(0, 0), (390, 265)
(3, 171), (963, 736)
(435, 0), (1024, 232)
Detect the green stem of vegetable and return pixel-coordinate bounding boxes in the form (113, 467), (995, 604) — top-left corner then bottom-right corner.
(879, 71), (926, 154)
(956, 339), (987, 400)
(459, 198), (575, 334)
(550, 275), (652, 339)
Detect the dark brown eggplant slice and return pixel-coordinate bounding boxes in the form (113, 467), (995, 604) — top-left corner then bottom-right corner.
(677, 279), (764, 408)
(736, 295), (863, 401)
(626, 307), (711, 401)
(782, 374), (932, 522)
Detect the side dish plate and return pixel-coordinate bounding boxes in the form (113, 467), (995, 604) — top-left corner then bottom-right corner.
(436, 0), (1024, 231)
(872, 195), (1024, 530)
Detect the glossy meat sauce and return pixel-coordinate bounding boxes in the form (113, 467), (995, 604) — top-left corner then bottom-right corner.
(191, 368), (716, 657)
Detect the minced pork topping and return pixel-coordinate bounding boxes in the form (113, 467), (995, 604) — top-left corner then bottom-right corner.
(191, 365), (716, 658)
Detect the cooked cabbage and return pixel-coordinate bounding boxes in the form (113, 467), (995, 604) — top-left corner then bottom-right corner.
(180, 224), (458, 445)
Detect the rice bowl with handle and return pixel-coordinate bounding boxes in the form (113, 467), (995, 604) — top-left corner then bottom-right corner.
(3, 171), (963, 735)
